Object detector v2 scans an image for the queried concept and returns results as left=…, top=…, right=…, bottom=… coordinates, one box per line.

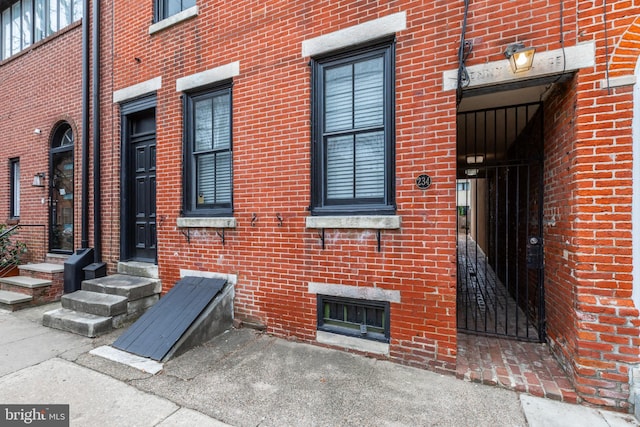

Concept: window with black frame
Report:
left=183, top=84, right=232, bottom=216
left=155, top=0, right=195, bottom=22
left=311, top=39, right=395, bottom=216
left=9, top=158, right=19, bottom=218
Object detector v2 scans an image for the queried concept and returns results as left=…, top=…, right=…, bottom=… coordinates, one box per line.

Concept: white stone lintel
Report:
left=176, top=61, right=240, bottom=92
left=113, top=77, right=162, bottom=104
left=301, top=12, right=407, bottom=57
left=308, top=282, right=401, bottom=303
left=443, top=41, right=596, bottom=91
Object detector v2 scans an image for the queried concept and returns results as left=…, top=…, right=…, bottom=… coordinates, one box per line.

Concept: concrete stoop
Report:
left=43, top=273, right=161, bottom=338
left=0, top=263, right=64, bottom=311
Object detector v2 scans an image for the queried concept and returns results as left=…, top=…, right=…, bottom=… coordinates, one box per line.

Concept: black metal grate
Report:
left=456, top=103, right=545, bottom=342
left=317, top=295, right=389, bottom=343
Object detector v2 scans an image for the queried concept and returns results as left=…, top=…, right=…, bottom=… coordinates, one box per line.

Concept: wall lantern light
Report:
left=504, top=42, right=535, bottom=73
left=466, top=155, right=484, bottom=165
left=32, top=172, right=45, bottom=187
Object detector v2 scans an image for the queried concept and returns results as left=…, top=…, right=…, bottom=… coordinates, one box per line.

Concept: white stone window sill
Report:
left=176, top=217, right=236, bottom=228
left=305, top=215, right=401, bottom=230
left=316, top=331, right=389, bottom=356
left=149, top=6, right=198, bottom=35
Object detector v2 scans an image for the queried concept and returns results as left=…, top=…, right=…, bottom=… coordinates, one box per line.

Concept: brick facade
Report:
left=3, top=0, right=640, bottom=412
left=0, top=21, right=84, bottom=254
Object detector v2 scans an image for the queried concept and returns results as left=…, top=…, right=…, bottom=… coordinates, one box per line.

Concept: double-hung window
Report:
left=311, top=39, right=395, bottom=215
left=183, top=84, right=232, bottom=216
left=10, top=158, right=19, bottom=218
left=155, top=0, right=195, bottom=22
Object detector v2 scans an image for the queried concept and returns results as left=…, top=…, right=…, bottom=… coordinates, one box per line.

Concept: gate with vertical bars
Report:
left=456, top=102, right=545, bottom=342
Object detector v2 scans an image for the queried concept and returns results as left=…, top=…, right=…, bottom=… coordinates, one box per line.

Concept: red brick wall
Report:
left=543, top=77, right=579, bottom=377
left=568, top=2, right=640, bottom=410
left=112, top=1, right=461, bottom=372
left=0, top=22, right=84, bottom=258
left=96, top=0, right=118, bottom=272
left=0, top=1, right=116, bottom=269
left=3, top=0, right=639, bottom=411
left=105, top=0, right=640, bottom=408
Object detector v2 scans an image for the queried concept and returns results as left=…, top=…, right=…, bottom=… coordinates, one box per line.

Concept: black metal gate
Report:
left=456, top=102, right=545, bottom=342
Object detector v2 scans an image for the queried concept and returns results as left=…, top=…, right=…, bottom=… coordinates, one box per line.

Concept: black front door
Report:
left=123, top=109, right=157, bottom=262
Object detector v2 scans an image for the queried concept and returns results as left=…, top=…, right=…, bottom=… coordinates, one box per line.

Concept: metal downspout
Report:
left=93, top=0, right=101, bottom=262
left=81, top=0, right=90, bottom=249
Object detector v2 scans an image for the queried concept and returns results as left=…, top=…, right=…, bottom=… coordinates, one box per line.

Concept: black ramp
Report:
left=113, top=276, right=225, bottom=360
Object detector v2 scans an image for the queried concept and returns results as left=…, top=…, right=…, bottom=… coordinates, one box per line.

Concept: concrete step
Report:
left=42, top=308, right=113, bottom=338
left=82, top=274, right=161, bottom=301
left=0, top=276, right=52, bottom=289
left=61, top=290, right=128, bottom=317
left=0, top=274, right=60, bottom=310
left=117, top=261, right=159, bottom=279
left=19, top=263, right=65, bottom=274
left=0, top=290, right=33, bottom=311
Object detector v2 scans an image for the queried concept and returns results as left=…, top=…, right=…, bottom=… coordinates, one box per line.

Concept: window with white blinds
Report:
left=311, top=40, right=395, bottom=215
left=184, top=85, right=232, bottom=216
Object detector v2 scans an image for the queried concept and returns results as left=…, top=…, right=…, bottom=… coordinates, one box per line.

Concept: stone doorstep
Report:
left=42, top=308, right=113, bottom=338
left=0, top=289, right=33, bottom=311
left=82, top=274, right=161, bottom=301
left=0, top=290, right=33, bottom=305
left=43, top=293, right=161, bottom=337
left=19, top=263, right=65, bottom=274
left=62, top=291, right=129, bottom=317
left=117, top=261, right=159, bottom=279
left=0, top=276, right=52, bottom=289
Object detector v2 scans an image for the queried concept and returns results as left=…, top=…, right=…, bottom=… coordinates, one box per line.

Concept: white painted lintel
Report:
left=301, top=12, right=406, bottom=57
left=113, top=77, right=162, bottom=104
left=176, top=61, right=241, bottom=92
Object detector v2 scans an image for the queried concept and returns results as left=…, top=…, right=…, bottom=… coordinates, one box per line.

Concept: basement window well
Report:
left=317, top=295, right=389, bottom=343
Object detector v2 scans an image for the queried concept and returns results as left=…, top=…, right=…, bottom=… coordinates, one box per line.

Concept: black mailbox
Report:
left=84, top=262, right=107, bottom=280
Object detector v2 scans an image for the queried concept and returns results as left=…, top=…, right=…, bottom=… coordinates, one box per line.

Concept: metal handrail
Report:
left=0, top=224, right=20, bottom=240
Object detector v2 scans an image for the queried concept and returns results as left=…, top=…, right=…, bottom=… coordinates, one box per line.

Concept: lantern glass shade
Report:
left=505, top=43, right=535, bottom=73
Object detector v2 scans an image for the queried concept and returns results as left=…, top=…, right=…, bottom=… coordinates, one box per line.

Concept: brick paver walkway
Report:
left=457, top=234, right=539, bottom=340
left=456, top=333, right=578, bottom=403
left=456, top=234, right=577, bottom=403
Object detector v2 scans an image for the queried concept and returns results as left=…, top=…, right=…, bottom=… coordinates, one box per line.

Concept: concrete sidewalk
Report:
left=1, top=304, right=638, bottom=427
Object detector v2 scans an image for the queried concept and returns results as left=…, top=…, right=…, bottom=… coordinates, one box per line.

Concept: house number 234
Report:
left=415, top=174, right=432, bottom=190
